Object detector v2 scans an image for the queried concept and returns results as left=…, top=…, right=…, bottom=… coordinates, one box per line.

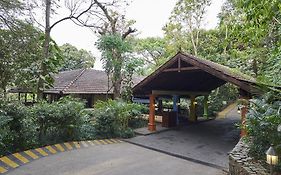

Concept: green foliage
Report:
left=133, top=37, right=172, bottom=73
left=164, top=0, right=211, bottom=56
left=0, top=0, right=24, bottom=29
left=0, top=22, right=43, bottom=94
left=97, top=34, right=131, bottom=76
left=121, top=58, right=144, bottom=101
left=196, top=84, right=238, bottom=117
left=92, top=99, right=146, bottom=138
left=245, top=95, right=281, bottom=171
left=32, top=97, right=96, bottom=144
left=0, top=97, right=96, bottom=156
left=97, top=34, right=142, bottom=99
left=0, top=100, right=36, bottom=155
left=59, top=43, right=95, bottom=71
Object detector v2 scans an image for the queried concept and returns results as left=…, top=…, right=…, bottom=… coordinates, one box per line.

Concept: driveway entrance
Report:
left=8, top=142, right=224, bottom=175
left=127, top=107, right=240, bottom=169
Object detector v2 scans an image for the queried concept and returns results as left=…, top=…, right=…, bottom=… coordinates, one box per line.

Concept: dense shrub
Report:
left=0, top=97, right=146, bottom=156
left=0, top=100, right=35, bottom=155
left=32, top=97, right=96, bottom=145
left=92, top=99, right=146, bottom=139
left=246, top=93, right=281, bottom=171
left=0, top=97, right=96, bottom=156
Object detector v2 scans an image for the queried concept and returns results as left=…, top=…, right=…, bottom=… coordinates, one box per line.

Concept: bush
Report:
left=92, top=99, right=146, bottom=138
left=32, top=97, right=96, bottom=145
left=0, top=100, right=35, bottom=156
left=0, top=97, right=96, bottom=156
left=246, top=94, right=281, bottom=171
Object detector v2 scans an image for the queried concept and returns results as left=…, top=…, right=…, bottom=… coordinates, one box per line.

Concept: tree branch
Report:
left=50, top=0, right=96, bottom=30
left=122, top=27, right=137, bottom=39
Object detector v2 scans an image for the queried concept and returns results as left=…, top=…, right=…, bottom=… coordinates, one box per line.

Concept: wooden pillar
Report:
left=158, top=99, right=163, bottom=114
left=240, top=103, right=248, bottom=137
left=173, top=95, right=179, bottom=125
left=203, top=95, right=208, bottom=119
left=148, top=94, right=156, bottom=131
left=190, top=95, right=197, bottom=122
left=239, top=89, right=251, bottom=137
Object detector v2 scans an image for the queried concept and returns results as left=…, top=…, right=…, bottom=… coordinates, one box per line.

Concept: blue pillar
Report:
left=173, top=95, right=179, bottom=125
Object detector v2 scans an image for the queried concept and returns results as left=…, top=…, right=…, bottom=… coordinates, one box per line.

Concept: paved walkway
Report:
left=8, top=143, right=224, bottom=175
left=127, top=106, right=240, bottom=169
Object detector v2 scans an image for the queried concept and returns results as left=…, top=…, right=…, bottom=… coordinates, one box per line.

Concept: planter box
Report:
left=162, top=111, right=177, bottom=127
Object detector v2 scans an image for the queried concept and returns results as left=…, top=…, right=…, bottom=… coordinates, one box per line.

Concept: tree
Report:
left=215, top=0, right=281, bottom=81
left=166, top=0, right=211, bottom=56
left=0, top=22, right=44, bottom=97
left=0, top=0, right=24, bottom=30
left=28, top=0, right=116, bottom=99
left=97, top=34, right=139, bottom=99
left=0, top=0, right=63, bottom=98
left=134, top=37, right=167, bottom=66
left=59, top=44, right=95, bottom=71
left=91, top=0, right=137, bottom=99
left=133, top=37, right=175, bottom=74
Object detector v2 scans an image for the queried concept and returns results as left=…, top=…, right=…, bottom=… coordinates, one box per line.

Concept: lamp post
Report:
left=266, top=145, right=278, bottom=175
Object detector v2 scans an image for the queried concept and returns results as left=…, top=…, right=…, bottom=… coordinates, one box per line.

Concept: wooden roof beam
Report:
left=152, top=90, right=210, bottom=96
left=163, top=66, right=200, bottom=72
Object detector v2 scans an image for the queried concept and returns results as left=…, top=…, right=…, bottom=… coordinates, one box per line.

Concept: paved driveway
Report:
left=8, top=143, right=224, bottom=175
left=127, top=108, right=240, bottom=169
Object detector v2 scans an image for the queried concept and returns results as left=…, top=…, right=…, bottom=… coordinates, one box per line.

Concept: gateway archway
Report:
left=133, top=52, right=261, bottom=136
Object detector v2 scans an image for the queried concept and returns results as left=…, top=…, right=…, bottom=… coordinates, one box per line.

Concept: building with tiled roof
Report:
left=44, top=69, right=144, bottom=107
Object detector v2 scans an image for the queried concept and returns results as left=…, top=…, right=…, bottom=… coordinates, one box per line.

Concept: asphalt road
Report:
left=8, top=142, right=224, bottom=175
left=127, top=107, right=240, bottom=168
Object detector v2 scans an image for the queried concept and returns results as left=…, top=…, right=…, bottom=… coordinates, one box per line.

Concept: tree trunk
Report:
left=38, top=0, right=51, bottom=100
left=112, top=59, right=122, bottom=99
left=190, top=31, right=198, bottom=56
left=113, top=78, right=122, bottom=99
left=188, top=18, right=198, bottom=56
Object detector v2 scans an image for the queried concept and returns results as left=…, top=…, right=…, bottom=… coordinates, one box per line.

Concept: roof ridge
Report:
left=180, top=52, right=256, bottom=82
left=61, top=68, right=87, bottom=93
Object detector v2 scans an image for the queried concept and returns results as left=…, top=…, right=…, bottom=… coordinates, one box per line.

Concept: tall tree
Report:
left=0, top=0, right=24, bottom=30
left=59, top=43, right=95, bottom=71
left=92, top=0, right=137, bottom=99
left=0, top=22, right=44, bottom=97
left=134, top=37, right=168, bottom=66
left=216, top=0, right=281, bottom=80
left=28, top=0, right=113, bottom=99
left=165, top=0, right=211, bottom=56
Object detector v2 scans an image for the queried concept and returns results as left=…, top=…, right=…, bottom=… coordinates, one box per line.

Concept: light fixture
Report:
left=266, top=145, right=278, bottom=175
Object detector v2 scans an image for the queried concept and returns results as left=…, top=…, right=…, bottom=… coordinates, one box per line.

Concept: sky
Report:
left=51, top=0, right=225, bottom=70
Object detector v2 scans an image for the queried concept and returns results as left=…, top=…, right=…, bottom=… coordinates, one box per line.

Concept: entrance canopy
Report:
left=133, top=52, right=260, bottom=97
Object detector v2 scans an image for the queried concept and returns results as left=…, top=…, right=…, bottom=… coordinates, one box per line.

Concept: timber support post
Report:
left=239, top=89, right=251, bottom=137
left=148, top=94, right=156, bottom=131
left=190, top=95, right=197, bottom=122
left=203, top=95, right=208, bottom=119
left=173, top=95, right=179, bottom=125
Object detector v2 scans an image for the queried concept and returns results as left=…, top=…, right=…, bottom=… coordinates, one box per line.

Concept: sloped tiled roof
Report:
left=133, top=52, right=262, bottom=96
left=44, top=69, right=144, bottom=94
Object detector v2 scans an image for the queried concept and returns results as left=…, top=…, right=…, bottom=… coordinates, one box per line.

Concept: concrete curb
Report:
left=217, top=102, right=237, bottom=119
left=0, top=139, right=122, bottom=174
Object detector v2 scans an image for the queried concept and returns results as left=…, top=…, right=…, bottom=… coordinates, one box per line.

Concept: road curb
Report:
left=0, top=139, right=122, bottom=174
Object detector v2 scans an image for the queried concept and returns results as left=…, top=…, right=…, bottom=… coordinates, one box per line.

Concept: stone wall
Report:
left=229, top=139, right=268, bottom=175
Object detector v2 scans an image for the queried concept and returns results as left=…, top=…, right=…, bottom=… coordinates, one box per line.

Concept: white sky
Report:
left=51, top=0, right=225, bottom=70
